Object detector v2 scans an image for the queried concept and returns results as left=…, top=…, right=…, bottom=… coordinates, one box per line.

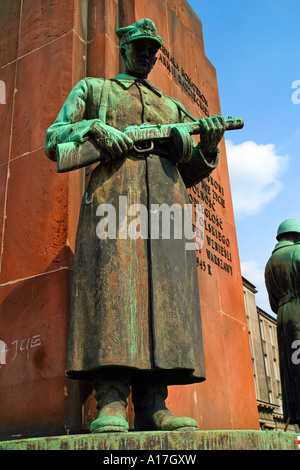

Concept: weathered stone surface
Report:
left=0, top=3, right=86, bottom=439
left=0, top=62, right=16, bottom=164
left=0, top=0, right=21, bottom=68
left=0, top=430, right=298, bottom=451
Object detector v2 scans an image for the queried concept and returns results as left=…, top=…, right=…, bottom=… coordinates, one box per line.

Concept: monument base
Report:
left=0, top=430, right=298, bottom=451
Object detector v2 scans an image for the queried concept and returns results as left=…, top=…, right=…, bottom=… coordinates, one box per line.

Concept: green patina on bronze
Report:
left=45, top=18, right=244, bottom=433
left=0, top=431, right=298, bottom=451
left=265, top=219, right=300, bottom=427
left=55, top=116, right=243, bottom=173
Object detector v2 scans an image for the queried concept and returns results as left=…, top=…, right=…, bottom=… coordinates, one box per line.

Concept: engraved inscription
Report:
left=158, top=46, right=209, bottom=116
left=189, top=175, right=233, bottom=276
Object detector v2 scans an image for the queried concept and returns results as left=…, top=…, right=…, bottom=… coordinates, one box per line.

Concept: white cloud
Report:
left=225, top=140, right=289, bottom=216
left=241, top=260, right=265, bottom=292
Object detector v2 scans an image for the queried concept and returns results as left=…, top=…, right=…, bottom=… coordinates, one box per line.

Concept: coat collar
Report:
left=112, top=74, right=163, bottom=97
left=272, top=240, right=300, bottom=253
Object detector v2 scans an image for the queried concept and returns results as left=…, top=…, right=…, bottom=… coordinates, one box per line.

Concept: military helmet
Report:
left=116, top=18, right=163, bottom=49
left=276, top=219, right=300, bottom=240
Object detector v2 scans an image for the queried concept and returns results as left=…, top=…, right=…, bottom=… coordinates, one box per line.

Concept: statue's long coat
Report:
left=265, top=240, right=300, bottom=424
left=45, top=76, right=219, bottom=385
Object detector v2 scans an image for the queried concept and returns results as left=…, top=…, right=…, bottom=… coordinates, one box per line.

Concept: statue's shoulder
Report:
left=162, top=93, right=181, bottom=105
left=79, top=78, right=112, bottom=116
left=165, top=95, right=181, bottom=104
left=163, top=94, right=195, bottom=121
left=82, top=77, right=106, bottom=89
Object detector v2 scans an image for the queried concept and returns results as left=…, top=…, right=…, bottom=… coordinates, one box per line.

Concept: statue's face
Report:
left=121, top=39, right=159, bottom=78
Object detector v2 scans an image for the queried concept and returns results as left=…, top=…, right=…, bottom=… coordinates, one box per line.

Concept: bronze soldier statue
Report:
left=265, top=219, right=300, bottom=428
left=45, top=19, right=229, bottom=433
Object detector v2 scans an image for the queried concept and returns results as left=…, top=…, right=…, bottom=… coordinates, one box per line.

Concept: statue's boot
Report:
left=133, top=385, right=198, bottom=431
left=90, top=379, right=130, bottom=433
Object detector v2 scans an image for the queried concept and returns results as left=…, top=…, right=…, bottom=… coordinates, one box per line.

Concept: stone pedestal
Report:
left=0, top=431, right=298, bottom=451
left=0, top=0, right=259, bottom=439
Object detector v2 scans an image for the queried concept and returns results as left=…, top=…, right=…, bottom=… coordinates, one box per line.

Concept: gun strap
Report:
left=171, top=99, right=198, bottom=122
left=98, top=79, right=112, bottom=123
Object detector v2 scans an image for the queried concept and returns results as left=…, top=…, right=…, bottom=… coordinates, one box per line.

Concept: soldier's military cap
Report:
left=116, top=18, right=163, bottom=49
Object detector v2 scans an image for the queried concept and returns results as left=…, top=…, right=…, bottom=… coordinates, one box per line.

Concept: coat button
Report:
left=146, top=117, right=152, bottom=122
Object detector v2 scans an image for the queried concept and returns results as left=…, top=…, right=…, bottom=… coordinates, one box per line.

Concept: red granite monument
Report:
left=0, top=0, right=259, bottom=438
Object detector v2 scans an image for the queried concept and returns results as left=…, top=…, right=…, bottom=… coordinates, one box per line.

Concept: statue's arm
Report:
left=45, top=79, right=133, bottom=168
left=264, top=261, right=279, bottom=313
left=268, top=292, right=279, bottom=314
left=45, top=79, right=104, bottom=162
left=178, top=144, right=220, bottom=188
left=176, top=107, right=220, bottom=188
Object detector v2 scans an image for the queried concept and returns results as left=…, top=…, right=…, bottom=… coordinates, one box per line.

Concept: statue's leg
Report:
left=90, top=370, right=130, bottom=433
left=132, top=375, right=198, bottom=432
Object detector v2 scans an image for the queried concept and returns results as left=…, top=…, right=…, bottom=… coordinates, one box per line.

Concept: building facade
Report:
left=243, top=277, right=297, bottom=431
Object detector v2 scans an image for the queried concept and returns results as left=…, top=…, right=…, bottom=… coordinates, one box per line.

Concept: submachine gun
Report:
left=56, top=116, right=244, bottom=173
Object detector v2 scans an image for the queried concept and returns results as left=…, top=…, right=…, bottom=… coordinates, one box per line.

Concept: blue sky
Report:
left=187, top=0, right=300, bottom=315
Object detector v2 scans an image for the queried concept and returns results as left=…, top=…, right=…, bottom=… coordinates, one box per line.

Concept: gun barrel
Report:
left=124, top=116, right=244, bottom=142
left=225, top=117, right=244, bottom=131
left=186, top=116, right=244, bottom=137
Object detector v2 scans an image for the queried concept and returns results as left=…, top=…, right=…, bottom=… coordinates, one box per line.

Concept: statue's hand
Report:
left=89, top=122, right=134, bottom=160
left=197, top=115, right=226, bottom=156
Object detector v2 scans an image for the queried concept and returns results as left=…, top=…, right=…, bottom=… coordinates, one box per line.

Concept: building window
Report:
left=253, top=372, right=259, bottom=399
left=260, top=319, right=265, bottom=341
left=264, top=354, right=269, bottom=377
left=273, top=359, right=279, bottom=381
left=249, top=331, right=254, bottom=358
left=277, top=394, right=283, bottom=414
left=268, top=390, right=273, bottom=404
left=269, top=325, right=275, bottom=346
left=244, top=290, right=249, bottom=318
